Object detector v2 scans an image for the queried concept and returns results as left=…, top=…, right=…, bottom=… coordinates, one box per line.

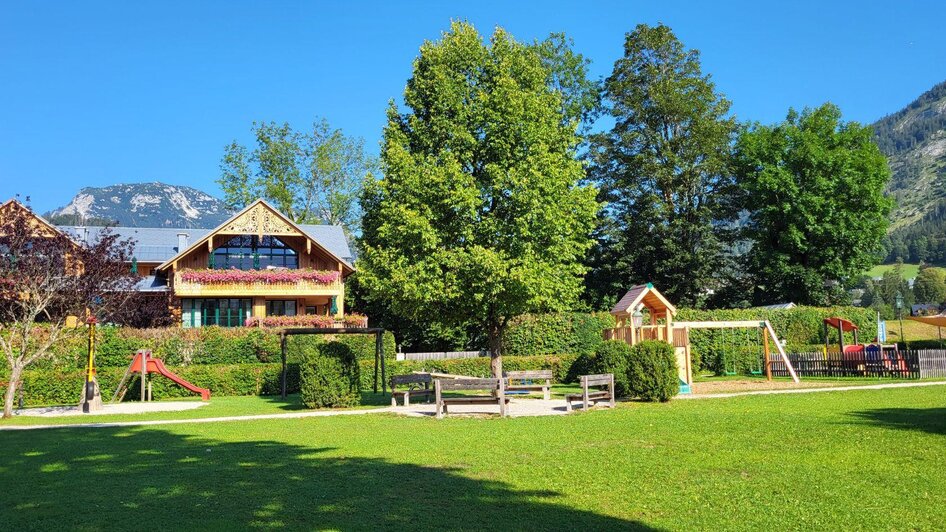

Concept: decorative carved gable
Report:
left=219, top=202, right=298, bottom=237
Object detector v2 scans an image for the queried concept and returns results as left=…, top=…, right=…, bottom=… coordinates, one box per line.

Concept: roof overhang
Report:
left=907, top=314, right=946, bottom=328
left=155, top=199, right=354, bottom=275
left=611, top=283, right=677, bottom=317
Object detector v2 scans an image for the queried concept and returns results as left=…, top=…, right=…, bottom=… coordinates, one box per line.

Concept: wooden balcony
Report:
left=603, top=326, right=689, bottom=348
left=173, top=272, right=344, bottom=297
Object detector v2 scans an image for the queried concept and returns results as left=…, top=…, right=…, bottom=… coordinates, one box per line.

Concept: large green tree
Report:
left=913, top=265, right=946, bottom=305
left=733, top=104, right=893, bottom=305
left=587, top=23, right=738, bottom=308
left=218, top=118, right=375, bottom=236
left=358, top=22, right=599, bottom=376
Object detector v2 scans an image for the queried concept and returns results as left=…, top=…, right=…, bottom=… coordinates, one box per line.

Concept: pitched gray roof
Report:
left=57, top=224, right=354, bottom=264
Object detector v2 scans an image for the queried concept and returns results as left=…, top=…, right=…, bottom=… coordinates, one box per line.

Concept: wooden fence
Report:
left=398, top=351, right=485, bottom=361
left=918, top=349, right=946, bottom=378
left=769, top=349, right=946, bottom=379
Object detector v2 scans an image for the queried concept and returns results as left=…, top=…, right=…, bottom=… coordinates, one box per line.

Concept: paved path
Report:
left=679, top=379, right=946, bottom=399
left=1, top=405, right=395, bottom=431
left=4, top=381, right=944, bottom=431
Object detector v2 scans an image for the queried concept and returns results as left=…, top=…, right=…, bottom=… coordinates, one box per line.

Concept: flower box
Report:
left=179, top=268, right=340, bottom=285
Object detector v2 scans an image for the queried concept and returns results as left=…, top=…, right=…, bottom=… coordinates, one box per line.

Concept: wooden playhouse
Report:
left=604, top=284, right=799, bottom=390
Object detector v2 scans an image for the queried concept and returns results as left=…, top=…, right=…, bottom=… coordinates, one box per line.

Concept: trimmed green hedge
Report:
left=503, top=312, right=614, bottom=357
left=24, top=326, right=396, bottom=369
left=677, top=306, right=876, bottom=375
left=14, top=354, right=580, bottom=407
left=15, top=363, right=301, bottom=407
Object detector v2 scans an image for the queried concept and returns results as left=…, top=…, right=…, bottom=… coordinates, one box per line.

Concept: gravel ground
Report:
left=691, top=379, right=872, bottom=395
left=15, top=401, right=209, bottom=417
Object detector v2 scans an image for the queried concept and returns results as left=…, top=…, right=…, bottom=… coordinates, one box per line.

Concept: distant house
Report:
left=5, top=198, right=356, bottom=328
left=912, top=304, right=941, bottom=317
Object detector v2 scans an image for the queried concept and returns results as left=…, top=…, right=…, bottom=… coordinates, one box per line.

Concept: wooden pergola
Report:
left=277, top=327, right=387, bottom=399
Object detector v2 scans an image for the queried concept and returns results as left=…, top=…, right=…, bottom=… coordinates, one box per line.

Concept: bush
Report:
left=503, top=312, right=614, bottom=356
left=573, top=341, right=632, bottom=397
left=627, top=341, right=678, bottom=402
left=300, top=342, right=360, bottom=408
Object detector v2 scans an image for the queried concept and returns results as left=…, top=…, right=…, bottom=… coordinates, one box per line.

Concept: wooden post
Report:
left=581, top=376, right=589, bottom=411
left=434, top=379, right=443, bottom=420
left=140, top=350, right=147, bottom=402
left=373, top=333, right=380, bottom=394
left=378, top=331, right=386, bottom=393
left=609, top=374, right=615, bottom=407
left=498, top=379, right=506, bottom=417
left=280, top=333, right=287, bottom=399
left=762, top=328, right=772, bottom=381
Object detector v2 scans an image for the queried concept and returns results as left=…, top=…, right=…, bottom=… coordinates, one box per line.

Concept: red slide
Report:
left=129, top=351, right=211, bottom=401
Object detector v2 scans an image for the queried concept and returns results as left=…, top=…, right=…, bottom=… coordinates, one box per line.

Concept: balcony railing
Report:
left=174, top=269, right=343, bottom=297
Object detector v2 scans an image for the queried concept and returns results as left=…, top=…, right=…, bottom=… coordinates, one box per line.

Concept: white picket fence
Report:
left=918, top=349, right=946, bottom=378
left=397, top=350, right=485, bottom=361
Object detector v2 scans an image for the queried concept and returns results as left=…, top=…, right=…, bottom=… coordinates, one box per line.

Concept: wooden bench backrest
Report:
left=391, top=373, right=433, bottom=386
left=437, top=378, right=503, bottom=392
left=505, top=370, right=552, bottom=380
left=581, top=373, right=613, bottom=387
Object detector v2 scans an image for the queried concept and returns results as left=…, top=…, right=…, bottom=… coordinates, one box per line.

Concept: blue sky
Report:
left=2, top=1, right=944, bottom=214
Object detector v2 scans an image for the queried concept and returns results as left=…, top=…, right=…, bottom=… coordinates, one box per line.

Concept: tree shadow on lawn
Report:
left=848, top=407, right=946, bottom=436
left=0, top=427, right=657, bottom=531
left=258, top=392, right=398, bottom=411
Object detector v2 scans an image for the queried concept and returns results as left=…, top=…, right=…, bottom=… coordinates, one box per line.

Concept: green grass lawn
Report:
left=2, top=385, right=945, bottom=530
left=866, top=263, right=923, bottom=279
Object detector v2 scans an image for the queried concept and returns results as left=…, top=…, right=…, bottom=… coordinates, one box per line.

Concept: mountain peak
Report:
left=46, top=182, right=232, bottom=228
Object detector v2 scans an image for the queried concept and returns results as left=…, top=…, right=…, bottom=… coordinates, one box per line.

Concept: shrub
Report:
left=627, top=340, right=678, bottom=402
left=300, top=342, right=360, bottom=408
left=574, top=340, right=632, bottom=397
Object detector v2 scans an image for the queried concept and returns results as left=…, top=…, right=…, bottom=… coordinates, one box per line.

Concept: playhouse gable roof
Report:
left=610, top=283, right=677, bottom=317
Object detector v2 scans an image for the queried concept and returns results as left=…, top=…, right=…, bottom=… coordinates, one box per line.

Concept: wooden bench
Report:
left=390, top=373, right=435, bottom=406
left=434, top=378, right=509, bottom=419
left=565, top=373, right=615, bottom=412
left=505, top=370, right=552, bottom=400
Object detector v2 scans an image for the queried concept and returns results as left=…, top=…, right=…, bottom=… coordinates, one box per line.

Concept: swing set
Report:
left=604, top=284, right=800, bottom=390
left=719, top=327, right=765, bottom=377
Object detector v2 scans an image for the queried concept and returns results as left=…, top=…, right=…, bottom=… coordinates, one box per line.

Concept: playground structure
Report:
left=822, top=317, right=907, bottom=374
left=111, top=350, right=211, bottom=402
left=604, top=284, right=800, bottom=391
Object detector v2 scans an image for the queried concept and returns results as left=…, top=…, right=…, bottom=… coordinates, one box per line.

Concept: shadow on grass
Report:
left=848, top=407, right=946, bottom=436
left=257, top=392, right=400, bottom=411
left=0, top=428, right=656, bottom=530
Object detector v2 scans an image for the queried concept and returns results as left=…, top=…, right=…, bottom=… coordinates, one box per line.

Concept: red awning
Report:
left=824, top=317, right=858, bottom=332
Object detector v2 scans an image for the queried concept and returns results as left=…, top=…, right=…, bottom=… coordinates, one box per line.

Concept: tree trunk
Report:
left=488, top=323, right=503, bottom=379
left=3, top=364, right=23, bottom=419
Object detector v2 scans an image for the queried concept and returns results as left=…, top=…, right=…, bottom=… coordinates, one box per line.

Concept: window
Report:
left=266, top=300, right=297, bottom=317
left=212, top=235, right=298, bottom=270
left=182, top=298, right=252, bottom=328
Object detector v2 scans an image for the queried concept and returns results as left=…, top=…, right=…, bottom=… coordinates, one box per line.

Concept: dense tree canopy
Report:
left=733, top=104, right=893, bottom=306
left=586, top=23, right=738, bottom=309
left=357, top=22, right=599, bottom=375
left=218, top=119, right=375, bottom=236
